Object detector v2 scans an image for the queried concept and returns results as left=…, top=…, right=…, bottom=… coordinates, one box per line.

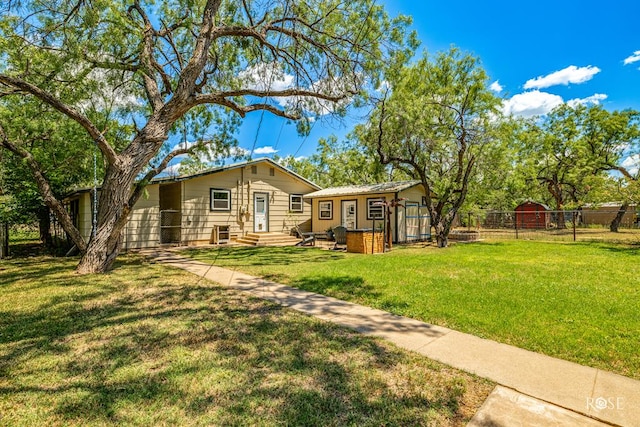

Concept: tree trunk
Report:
left=548, top=181, right=566, bottom=229
left=76, top=229, right=123, bottom=273
left=37, top=205, right=53, bottom=247
left=433, top=221, right=450, bottom=248
left=435, top=233, right=449, bottom=248
left=75, top=161, right=137, bottom=274
left=0, top=222, right=8, bottom=259
left=609, top=203, right=628, bottom=232
left=551, top=197, right=566, bottom=230
left=75, top=128, right=167, bottom=274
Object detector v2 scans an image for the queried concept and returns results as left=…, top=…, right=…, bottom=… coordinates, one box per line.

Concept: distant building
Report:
left=515, top=201, right=550, bottom=229
left=580, top=203, right=637, bottom=227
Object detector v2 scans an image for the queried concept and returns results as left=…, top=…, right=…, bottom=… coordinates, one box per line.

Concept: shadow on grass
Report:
left=181, top=245, right=346, bottom=267
left=582, top=241, right=640, bottom=255
left=0, top=256, right=479, bottom=425
left=290, top=274, right=379, bottom=302
left=289, top=275, right=411, bottom=319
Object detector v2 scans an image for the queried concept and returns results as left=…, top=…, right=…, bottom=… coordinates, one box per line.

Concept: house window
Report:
left=367, top=197, right=385, bottom=220
left=290, top=194, right=303, bottom=213
left=251, top=165, right=257, bottom=174
left=318, top=200, right=333, bottom=219
left=210, top=189, right=231, bottom=211
left=269, top=167, right=275, bottom=176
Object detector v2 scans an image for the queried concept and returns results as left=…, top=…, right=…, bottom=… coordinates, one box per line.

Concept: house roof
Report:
left=582, top=202, right=637, bottom=209
left=515, top=200, right=551, bottom=210
left=304, top=180, right=422, bottom=199
left=151, top=157, right=321, bottom=190
left=63, top=158, right=320, bottom=199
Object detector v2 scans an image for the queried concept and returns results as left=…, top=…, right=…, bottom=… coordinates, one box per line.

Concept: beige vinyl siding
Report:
left=124, top=184, right=160, bottom=249
left=77, top=192, right=93, bottom=241
left=312, top=193, right=396, bottom=239
left=119, top=159, right=315, bottom=249
left=310, top=185, right=429, bottom=243
left=180, top=161, right=313, bottom=244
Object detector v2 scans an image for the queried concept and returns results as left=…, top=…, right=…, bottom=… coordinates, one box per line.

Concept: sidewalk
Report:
left=146, top=250, right=639, bottom=426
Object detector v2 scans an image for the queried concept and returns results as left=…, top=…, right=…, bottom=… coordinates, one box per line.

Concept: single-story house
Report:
left=62, top=158, right=319, bottom=249
left=304, top=180, right=431, bottom=243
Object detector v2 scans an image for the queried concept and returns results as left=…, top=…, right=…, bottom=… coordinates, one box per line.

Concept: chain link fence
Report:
left=455, top=208, right=640, bottom=243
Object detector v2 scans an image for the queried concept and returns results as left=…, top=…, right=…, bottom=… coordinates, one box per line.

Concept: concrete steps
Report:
left=235, top=232, right=301, bottom=247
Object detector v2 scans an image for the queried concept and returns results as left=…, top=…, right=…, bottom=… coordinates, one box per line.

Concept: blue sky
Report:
left=226, top=1, right=640, bottom=162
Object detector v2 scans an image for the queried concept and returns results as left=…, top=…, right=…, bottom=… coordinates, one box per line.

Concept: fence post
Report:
left=572, top=211, right=577, bottom=242
left=514, top=212, right=519, bottom=239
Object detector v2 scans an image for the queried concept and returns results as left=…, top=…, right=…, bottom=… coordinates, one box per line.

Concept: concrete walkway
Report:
left=145, top=250, right=639, bottom=427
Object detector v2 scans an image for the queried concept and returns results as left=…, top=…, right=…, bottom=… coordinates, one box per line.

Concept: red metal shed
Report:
left=515, top=201, right=550, bottom=229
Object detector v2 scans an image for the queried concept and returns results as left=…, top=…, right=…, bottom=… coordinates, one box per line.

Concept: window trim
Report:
left=210, top=188, right=231, bottom=211
left=318, top=200, right=333, bottom=220
left=289, top=194, right=304, bottom=213
left=367, top=197, right=385, bottom=220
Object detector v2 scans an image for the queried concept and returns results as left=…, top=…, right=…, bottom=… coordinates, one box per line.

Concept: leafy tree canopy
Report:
left=363, top=47, right=503, bottom=247
left=0, top=0, right=417, bottom=272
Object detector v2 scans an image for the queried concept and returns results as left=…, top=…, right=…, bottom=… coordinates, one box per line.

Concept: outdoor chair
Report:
left=292, top=225, right=316, bottom=246
left=332, top=225, right=347, bottom=250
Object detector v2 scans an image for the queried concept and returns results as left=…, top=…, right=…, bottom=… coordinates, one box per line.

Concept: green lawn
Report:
left=0, top=253, right=491, bottom=426
left=183, top=241, right=640, bottom=379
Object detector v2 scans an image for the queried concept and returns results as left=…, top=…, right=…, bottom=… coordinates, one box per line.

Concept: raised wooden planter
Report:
left=346, top=229, right=384, bottom=254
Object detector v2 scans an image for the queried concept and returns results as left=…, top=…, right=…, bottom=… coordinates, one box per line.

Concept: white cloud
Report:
left=238, top=62, right=354, bottom=117
left=231, top=146, right=250, bottom=157
left=503, top=91, right=609, bottom=118
left=621, top=154, right=638, bottom=168
left=623, top=50, right=640, bottom=66
left=238, top=62, right=295, bottom=96
left=253, top=146, right=278, bottom=155
left=489, top=80, right=503, bottom=92
left=523, top=65, right=601, bottom=89
left=621, top=154, right=639, bottom=176
left=161, top=163, right=182, bottom=177
left=566, top=93, right=608, bottom=108
left=502, top=90, right=564, bottom=117
left=75, top=68, right=140, bottom=113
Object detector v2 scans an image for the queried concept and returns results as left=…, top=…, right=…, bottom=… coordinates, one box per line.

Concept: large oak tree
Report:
left=0, top=0, right=414, bottom=272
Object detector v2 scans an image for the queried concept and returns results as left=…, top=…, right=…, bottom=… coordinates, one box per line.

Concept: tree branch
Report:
left=168, top=0, right=221, bottom=106
left=0, top=74, right=118, bottom=164
left=0, top=125, right=87, bottom=252
left=128, top=140, right=210, bottom=208
left=128, top=1, right=165, bottom=109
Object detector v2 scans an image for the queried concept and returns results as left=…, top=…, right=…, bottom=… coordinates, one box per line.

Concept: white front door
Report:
left=341, top=200, right=357, bottom=229
left=254, top=193, right=269, bottom=232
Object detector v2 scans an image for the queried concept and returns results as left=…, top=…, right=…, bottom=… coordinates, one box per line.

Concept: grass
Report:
left=182, top=240, right=640, bottom=380
left=0, top=251, right=492, bottom=426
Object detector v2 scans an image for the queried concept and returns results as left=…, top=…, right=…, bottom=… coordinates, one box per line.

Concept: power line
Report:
left=249, top=0, right=290, bottom=159
left=292, top=119, right=318, bottom=158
